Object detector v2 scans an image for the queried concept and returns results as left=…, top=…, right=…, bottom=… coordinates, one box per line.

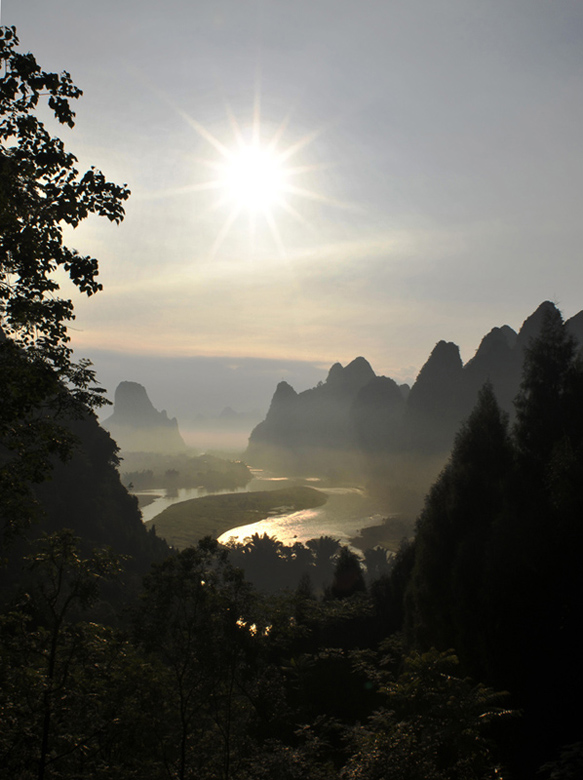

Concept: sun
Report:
left=176, top=99, right=337, bottom=258
left=219, top=143, right=288, bottom=213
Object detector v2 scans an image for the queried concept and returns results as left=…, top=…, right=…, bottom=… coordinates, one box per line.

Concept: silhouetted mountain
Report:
left=246, top=303, right=583, bottom=508
left=103, top=381, right=186, bottom=452
left=406, top=341, right=464, bottom=452
left=246, top=358, right=375, bottom=478
left=464, top=325, right=519, bottom=411
left=351, top=375, right=405, bottom=453
left=326, top=356, right=376, bottom=394
left=515, top=300, right=557, bottom=352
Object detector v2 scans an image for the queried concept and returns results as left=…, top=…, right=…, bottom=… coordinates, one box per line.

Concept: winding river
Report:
left=139, top=485, right=249, bottom=523
left=218, top=486, right=387, bottom=547
left=139, top=472, right=390, bottom=547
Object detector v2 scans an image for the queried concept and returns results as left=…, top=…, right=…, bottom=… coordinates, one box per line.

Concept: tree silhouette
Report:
left=241, top=533, right=286, bottom=591
left=363, top=546, right=392, bottom=583
left=514, top=306, right=576, bottom=468
left=0, top=26, right=129, bottom=541
left=344, top=649, right=512, bottom=780
left=330, top=547, right=366, bottom=599
left=306, top=536, right=340, bottom=591
left=405, top=382, right=513, bottom=658
left=0, top=531, right=121, bottom=779
left=399, top=319, right=583, bottom=775
left=134, top=539, right=257, bottom=780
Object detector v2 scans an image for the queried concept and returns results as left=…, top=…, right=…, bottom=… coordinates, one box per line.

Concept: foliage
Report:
left=539, top=742, right=583, bottom=780
left=121, top=452, right=252, bottom=492
left=224, top=534, right=383, bottom=597
left=134, top=538, right=263, bottom=780
left=241, top=728, right=338, bottom=780
left=513, top=306, right=577, bottom=467
left=329, top=547, right=366, bottom=599
left=0, top=531, right=143, bottom=779
left=0, top=25, right=129, bottom=541
left=0, top=25, right=129, bottom=373
left=0, top=528, right=519, bottom=779
left=401, top=310, right=583, bottom=776
left=343, top=649, right=512, bottom=780
left=306, top=536, right=342, bottom=590
left=405, top=382, right=512, bottom=655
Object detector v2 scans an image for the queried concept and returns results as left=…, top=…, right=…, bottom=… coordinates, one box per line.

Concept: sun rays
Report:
left=125, top=64, right=358, bottom=261
left=181, top=95, right=337, bottom=259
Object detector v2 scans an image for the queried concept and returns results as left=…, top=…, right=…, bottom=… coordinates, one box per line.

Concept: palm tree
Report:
left=331, top=547, right=366, bottom=599
left=363, top=547, right=392, bottom=583
left=306, top=536, right=341, bottom=592
left=242, top=533, right=285, bottom=591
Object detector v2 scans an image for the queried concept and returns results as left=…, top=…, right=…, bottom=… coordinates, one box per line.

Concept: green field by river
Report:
left=146, top=486, right=327, bottom=550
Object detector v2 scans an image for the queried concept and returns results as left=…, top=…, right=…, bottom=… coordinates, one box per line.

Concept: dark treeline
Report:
left=0, top=530, right=512, bottom=780
left=402, top=304, right=583, bottom=777
left=120, top=451, right=252, bottom=492
left=223, top=533, right=390, bottom=595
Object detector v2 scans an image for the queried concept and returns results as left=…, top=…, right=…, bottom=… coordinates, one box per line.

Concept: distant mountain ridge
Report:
left=246, top=302, right=583, bottom=508
left=103, top=381, right=186, bottom=453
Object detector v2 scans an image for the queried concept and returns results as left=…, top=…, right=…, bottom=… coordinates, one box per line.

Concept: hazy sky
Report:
left=4, top=1, right=583, bottom=419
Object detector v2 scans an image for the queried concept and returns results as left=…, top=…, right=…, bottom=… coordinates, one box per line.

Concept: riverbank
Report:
left=134, top=492, right=162, bottom=509
left=145, top=485, right=327, bottom=550
left=349, top=514, right=415, bottom=553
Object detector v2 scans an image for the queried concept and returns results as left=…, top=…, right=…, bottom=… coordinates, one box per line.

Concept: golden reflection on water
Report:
left=219, top=508, right=321, bottom=546
left=217, top=489, right=386, bottom=548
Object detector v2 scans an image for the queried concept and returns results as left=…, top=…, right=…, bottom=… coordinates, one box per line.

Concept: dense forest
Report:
left=2, top=25, right=583, bottom=780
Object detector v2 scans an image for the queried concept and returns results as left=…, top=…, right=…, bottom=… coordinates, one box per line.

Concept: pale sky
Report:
left=5, top=1, right=583, bottom=420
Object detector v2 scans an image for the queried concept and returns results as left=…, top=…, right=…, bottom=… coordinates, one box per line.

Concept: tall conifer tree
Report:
left=405, top=382, right=512, bottom=661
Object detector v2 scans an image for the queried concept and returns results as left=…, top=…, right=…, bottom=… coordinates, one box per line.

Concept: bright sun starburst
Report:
left=177, top=95, right=337, bottom=258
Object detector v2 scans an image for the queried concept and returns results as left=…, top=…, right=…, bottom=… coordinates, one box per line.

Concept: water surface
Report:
left=139, top=485, right=249, bottom=523
left=217, top=486, right=387, bottom=547
left=141, top=472, right=390, bottom=546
